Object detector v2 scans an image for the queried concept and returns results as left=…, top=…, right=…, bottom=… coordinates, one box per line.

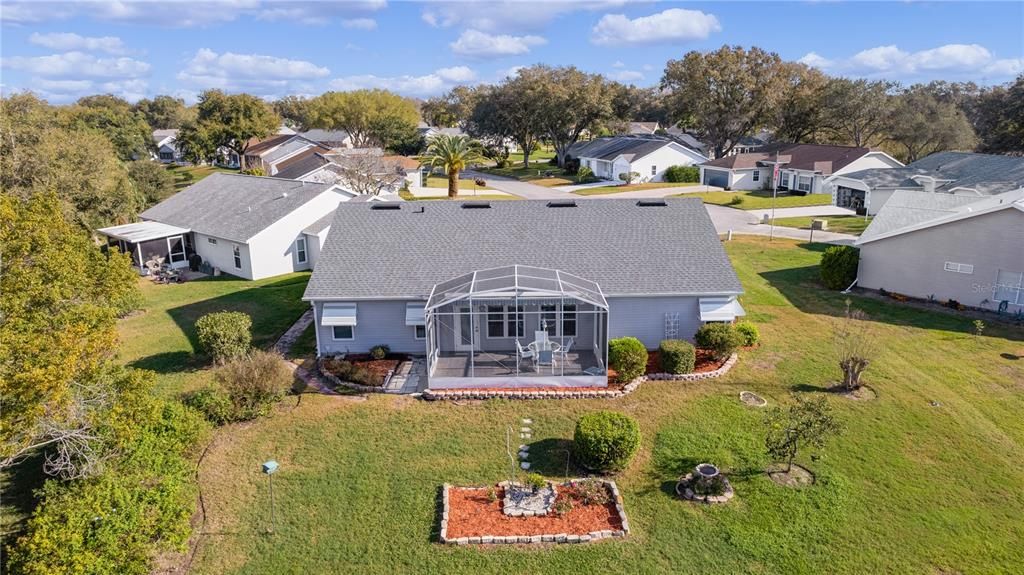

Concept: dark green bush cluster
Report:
left=820, top=245, right=860, bottom=290
left=185, top=349, right=292, bottom=423
left=7, top=368, right=208, bottom=575
left=663, top=165, right=699, bottom=183
left=370, top=344, right=390, bottom=360
left=573, top=411, right=641, bottom=473
left=608, top=336, right=648, bottom=382
left=735, top=321, right=760, bottom=346
left=659, top=339, right=696, bottom=374
left=695, top=323, right=745, bottom=360
left=195, top=311, right=252, bottom=364
left=577, top=165, right=596, bottom=183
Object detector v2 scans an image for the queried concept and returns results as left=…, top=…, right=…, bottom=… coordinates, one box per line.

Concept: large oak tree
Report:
left=307, top=89, right=419, bottom=148
left=176, top=90, right=280, bottom=170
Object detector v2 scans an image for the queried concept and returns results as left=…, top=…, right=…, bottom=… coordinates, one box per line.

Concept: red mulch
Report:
left=645, top=349, right=725, bottom=375
left=445, top=486, right=622, bottom=539
left=327, top=353, right=407, bottom=386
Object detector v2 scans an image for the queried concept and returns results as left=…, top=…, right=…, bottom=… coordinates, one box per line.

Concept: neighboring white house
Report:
left=568, top=136, right=707, bottom=183
left=855, top=188, right=1024, bottom=312
left=152, top=129, right=184, bottom=164
left=98, top=173, right=365, bottom=280
left=699, top=144, right=903, bottom=193
left=827, top=151, right=1024, bottom=215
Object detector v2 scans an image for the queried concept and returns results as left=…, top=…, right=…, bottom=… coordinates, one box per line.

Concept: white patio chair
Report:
left=554, top=337, right=574, bottom=363
left=534, top=330, right=549, bottom=350
left=515, top=340, right=534, bottom=369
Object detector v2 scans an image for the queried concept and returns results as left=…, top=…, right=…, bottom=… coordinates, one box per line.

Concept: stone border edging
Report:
left=422, top=353, right=738, bottom=401
left=439, top=479, right=630, bottom=545
left=316, top=357, right=386, bottom=394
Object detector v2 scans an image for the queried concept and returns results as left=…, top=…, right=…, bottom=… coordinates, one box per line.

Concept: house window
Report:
left=994, top=269, right=1024, bottom=305
left=752, top=170, right=760, bottom=182
left=414, top=325, right=426, bottom=340
left=207, top=237, right=217, bottom=245
left=332, top=325, right=355, bottom=340
left=486, top=305, right=524, bottom=338
left=797, top=176, right=812, bottom=192
left=943, top=261, right=974, bottom=274
left=296, top=237, right=307, bottom=264
left=651, top=165, right=657, bottom=176
left=780, top=172, right=790, bottom=188
left=159, top=151, right=173, bottom=160
left=540, top=304, right=577, bottom=337
left=232, top=245, right=242, bottom=269
left=167, top=235, right=186, bottom=264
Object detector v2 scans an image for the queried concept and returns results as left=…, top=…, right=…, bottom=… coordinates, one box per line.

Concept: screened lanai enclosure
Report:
left=424, top=266, right=609, bottom=389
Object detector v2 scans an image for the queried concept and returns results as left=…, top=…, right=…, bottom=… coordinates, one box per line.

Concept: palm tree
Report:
left=420, top=134, right=483, bottom=198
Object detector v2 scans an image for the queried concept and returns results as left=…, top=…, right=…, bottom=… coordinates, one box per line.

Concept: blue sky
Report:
left=1, top=1, right=1021, bottom=104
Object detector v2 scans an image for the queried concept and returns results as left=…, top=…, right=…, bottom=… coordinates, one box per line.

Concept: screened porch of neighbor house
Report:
left=98, top=221, right=194, bottom=274
left=422, top=265, right=609, bottom=390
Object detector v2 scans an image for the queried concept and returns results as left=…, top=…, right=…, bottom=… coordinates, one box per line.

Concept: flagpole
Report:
left=769, top=150, right=779, bottom=241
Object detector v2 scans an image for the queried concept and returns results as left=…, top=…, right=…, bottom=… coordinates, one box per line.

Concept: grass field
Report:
left=772, top=215, right=874, bottom=236
left=165, top=164, right=237, bottom=190
left=116, top=272, right=311, bottom=396
left=423, top=176, right=495, bottom=192
left=573, top=182, right=701, bottom=195
left=675, top=190, right=835, bottom=210
left=170, top=238, right=1024, bottom=574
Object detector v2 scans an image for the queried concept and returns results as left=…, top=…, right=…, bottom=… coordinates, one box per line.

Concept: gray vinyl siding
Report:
left=607, top=296, right=703, bottom=348
left=857, top=209, right=1024, bottom=310
left=315, top=300, right=426, bottom=356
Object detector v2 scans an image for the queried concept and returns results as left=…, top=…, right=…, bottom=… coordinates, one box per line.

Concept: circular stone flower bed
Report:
left=740, top=391, right=767, bottom=407
left=766, top=463, right=815, bottom=487
left=440, top=480, right=629, bottom=545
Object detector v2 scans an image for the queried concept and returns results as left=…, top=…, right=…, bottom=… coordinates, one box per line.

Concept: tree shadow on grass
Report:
left=128, top=350, right=203, bottom=375
left=790, top=383, right=833, bottom=394
left=524, top=437, right=580, bottom=479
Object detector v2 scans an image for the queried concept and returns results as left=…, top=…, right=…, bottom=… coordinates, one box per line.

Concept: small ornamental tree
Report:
left=608, top=337, right=648, bottom=382
left=195, top=311, right=252, bottom=364
left=820, top=245, right=860, bottom=290
left=618, top=171, right=640, bottom=185
left=573, top=411, right=641, bottom=473
left=694, top=323, right=744, bottom=360
left=764, top=395, right=841, bottom=472
left=834, top=300, right=878, bottom=390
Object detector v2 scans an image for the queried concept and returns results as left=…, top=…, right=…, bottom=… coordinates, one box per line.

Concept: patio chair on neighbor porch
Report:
left=554, top=337, right=574, bottom=363
left=515, top=340, right=535, bottom=370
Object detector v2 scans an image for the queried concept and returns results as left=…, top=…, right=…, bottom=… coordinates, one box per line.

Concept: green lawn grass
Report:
left=179, top=238, right=1024, bottom=574
left=772, top=215, right=873, bottom=236
left=424, top=176, right=494, bottom=192
left=572, top=182, right=700, bottom=195
left=676, top=190, right=835, bottom=210
left=165, top=164, right=237, bottom=190
left=116, top=273, right=311, bottom=396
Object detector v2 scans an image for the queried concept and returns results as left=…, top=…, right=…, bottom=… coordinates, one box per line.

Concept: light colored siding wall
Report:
left=858, top=209, right=1024, bottom=309
left=192, top=232, right=253, bottom=280
left=866, top=188, right=897, bottom=215
left=303, top=227, right=329, bottom=269
left=246, top=190, right=346, bottom=280
left=834, top=153, right=903, bottom=175
left=607, top=296, right=703, bottom=348
left=314, top=300, right=426, bottom=355
left=627, top=145, right=703, bottom=182
left=728, top=169, right=760, bottom=191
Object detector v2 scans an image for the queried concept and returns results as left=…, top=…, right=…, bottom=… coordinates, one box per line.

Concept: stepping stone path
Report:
left=519, top=419, right=532, bottom=470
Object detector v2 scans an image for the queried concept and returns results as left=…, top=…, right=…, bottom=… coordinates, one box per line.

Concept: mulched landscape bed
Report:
left=645, top=349, right=726, bottom=376
left=444, top=484, right=624, bottom=541
left=322, top=353, right=407, bottom=387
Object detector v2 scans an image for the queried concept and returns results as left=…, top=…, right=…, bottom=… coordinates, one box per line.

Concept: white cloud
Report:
left=421, top=0, right=627, bottom=33
left=800, top=43, right=1021, bottom=81
left=29, top=32, right=126, bottom=54
left=591, top=8, right=721, bottom=46
left=609, top=69, right=644, bottom=83
left=341, top=17, right=377, bottom=30
left=329, top=66, right=477, bottom=97
left=1, top=51, right=150, bottom=78
left=612, top=60, right=625, bottom=68
left=450, top=29, right=546, bottom=58
left=176, top=49, right=328, bottom=94
left=31, top=78, right=149, bottom=103
left=495, top=65, right=526, bottom=80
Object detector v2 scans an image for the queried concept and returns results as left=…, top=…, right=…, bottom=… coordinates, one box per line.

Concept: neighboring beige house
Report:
left=854, top=188, right=1024, bottom=312
left=699, top=144, right=903, bottom=193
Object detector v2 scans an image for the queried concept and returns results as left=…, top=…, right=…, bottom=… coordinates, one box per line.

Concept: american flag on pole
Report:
left=773, top=163, right=780, bottom=187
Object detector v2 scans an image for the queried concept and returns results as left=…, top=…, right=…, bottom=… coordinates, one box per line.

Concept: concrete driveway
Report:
left=704, top=204, right=857, bottom=245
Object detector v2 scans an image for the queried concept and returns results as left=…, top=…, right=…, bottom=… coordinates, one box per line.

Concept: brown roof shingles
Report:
left=702, top=144, right=871, bottom=174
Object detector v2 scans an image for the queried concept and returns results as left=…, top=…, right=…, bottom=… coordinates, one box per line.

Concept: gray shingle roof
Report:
left=569, top=136, right=677, bottom=162
left=304, top=198, right=743, bottom=300
left=302, top=210, right=335, bottom=235
left=140, top=173, right=334, bottom=243
left=842, top=152, right=1024, bottom=195
left=857, top=191, right=984, bottom=243
left=273, top=152, right=331, bottom=180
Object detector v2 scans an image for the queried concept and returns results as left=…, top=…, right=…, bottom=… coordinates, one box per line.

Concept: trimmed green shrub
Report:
left=735, top=321, right=760, bottom=346
left=214, top=349, right=292, bottom=421
left=663, top=165, right=699, bottom=183
left=195, top=311, right=252, bottom=364
left=695, top=323, right=744, bottom=360
left=727, top=194, right=744, bottom=206
left=618, top=171, right=640, bottom=185
left=577, top=165, right=596, bottom=183
left=608, top=336, right=648, bottom=382
left=573, top=411, right=641, bottom=473
left=820, top=245, right=860, bottom=290
left=659, top=339, right=696, bottom=374
left=370, top=344, right=390, bottom=360
left=525, top=472, right=546, bottom=491
left=183, top=385, right=234, bottom=425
